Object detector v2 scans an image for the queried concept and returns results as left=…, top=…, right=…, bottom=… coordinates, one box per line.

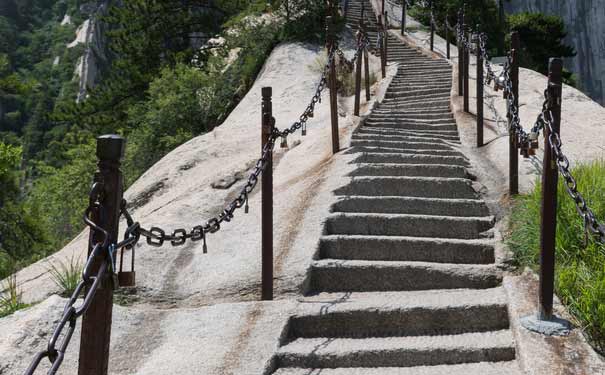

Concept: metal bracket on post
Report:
left=520, top=58, right=571, bottom=336
left=261, top=87, right=274, bottom=301
left=79, top=134, right=125, bottom=375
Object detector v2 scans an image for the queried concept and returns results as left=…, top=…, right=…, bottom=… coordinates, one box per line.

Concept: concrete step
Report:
left=350, top=139, right=455, bottom=151
left=352, top=132, right=458, bottom=143
left=353, top=152, right=469, bottom=167
left=319, top=235, right=495, bottom=263
left=333, top=176, right=477, bottom=199
left=324, top=212, right=494, bottom=239
left=276, top=330, right=515, bottom=368
left=272, top=361, right=523, bottom=375
left=347, top=146, right=463, bottom=158
left=365, top=120, right=457, bottom=131
left=357, top=127, right=459, bottom=141
left=308, top=259, right=502, bottom=292
left=347, top=163, right=467, bottom=178
left=290, top=288, right=508, bottom=338
left=369, top=112, right=455, bottom=121
left=332, top=196, right=490, bottom=216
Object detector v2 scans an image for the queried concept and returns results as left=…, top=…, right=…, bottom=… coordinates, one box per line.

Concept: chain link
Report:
left=24, top=183, right=113, bottom=375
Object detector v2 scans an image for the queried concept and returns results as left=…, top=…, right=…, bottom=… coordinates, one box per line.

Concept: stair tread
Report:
left=273, top=361, right=523, bottom=375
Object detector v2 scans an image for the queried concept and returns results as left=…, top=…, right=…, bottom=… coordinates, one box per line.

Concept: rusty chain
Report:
left=24, top=183, right=114, bottom=375
left=540, top=92, right=605, bottom=243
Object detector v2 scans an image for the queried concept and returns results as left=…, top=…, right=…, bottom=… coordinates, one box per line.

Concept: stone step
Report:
left=347, top=163, right=467, bottom=178
left=347, top=146, right=463, bottom=157
left=369, top=112, right=455, bottom=121
left=385, top=91, right=450, bottom=100
left=319, top=235, right=495, bottom=263
left=272, top=361, right=523, bottom=375
left=350, top=139, right=455, bottom=151
left=365, top=120, right=456, bottom=131
left=380, top=98, right=451, bottom=107
left=324, top=212, right=494, bottom=239
left=333, top=176, right=477, bottom=199
left=353, top=152, right=469, bottom=167
left=332, top=196, right=490, bottom=217
left=308, top=259, right=502, bottom=292
left=353, top=132, right=458, bottom=143
left=384, top=87, right=452, bottom=95
left=290, top=288, right=508, bottom=338
left=357, top=127, right=459, bottom=140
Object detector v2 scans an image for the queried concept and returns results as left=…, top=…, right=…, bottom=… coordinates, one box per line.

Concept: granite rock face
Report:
left=504, top=0, right=605, bottom=105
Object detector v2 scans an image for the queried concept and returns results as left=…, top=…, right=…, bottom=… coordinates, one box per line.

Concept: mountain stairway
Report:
left=270, top=1, right=521, bottom=374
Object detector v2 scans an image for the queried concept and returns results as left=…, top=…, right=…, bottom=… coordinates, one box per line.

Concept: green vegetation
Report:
left=0, top=0, right=334, bottom=278
left=409, top=1, right=576, bottom=84
left=0, top=274, right=27, bottom=317
left=48, top=255, right=83, bottom=297
left=507, top=12, right=576, bottom=85
left=509, top=159, right=605, bottom=354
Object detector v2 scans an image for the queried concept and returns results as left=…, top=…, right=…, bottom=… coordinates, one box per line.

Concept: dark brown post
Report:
left=509, top=31, right=520, bottom=195
left=463, top=31, right=470, bottom=112
left=401, top=1, right=406, bottom=35
left=261, top=87, right=273, bottom=301
left=382, top=0, right=385, bottom=14
left=476, top=31, right=484, bottom=147
left=354, top=27, right=363, bottom=116
left=378, top=15, right=386, bottom=78
left=79, top=135, right=125, bottom=375
left=539, top=58, right=563, bottom=320
left=363, top=22, right=371, bottom=102
left=430, top=7, right=435, bottom=51
left=384, top=12, right=389, bottom=64
left=446, top=15, right=450, bottom=59
left=457, top=10, right=464, bottom=96
left=327, top=16, right=340, bottom=154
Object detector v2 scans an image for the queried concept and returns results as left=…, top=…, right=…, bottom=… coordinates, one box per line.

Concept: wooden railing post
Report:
left=446, top=14, right=450, bottom=59
left=509, top=31, right=520, bottom=195
left=354, top=26, right=363, bottom=116
left=261, top=87, right=274, bottom=301
left=463, top=30, right=470, bottom=112
left=401, top=0, right=406, bottom=35
left=476, top=29, right=484, bottom=147
left=327, top=16, right=340, bottom=154
left=363, top=21, right=371, bottom=102
left=382, top=0, right=385, bottom=14
left=539, top=58, right=563, bottom=320
left=457, top=10, right=464, bottom=96
left=384, top=12, right=389, bottom=64
left=78, top=135, right=125, bottom=375
left=430, top=4, right=435, bottom=52
left=344, top=0, right=349, bottom=20
left=378, top=15, right=386, bottom=78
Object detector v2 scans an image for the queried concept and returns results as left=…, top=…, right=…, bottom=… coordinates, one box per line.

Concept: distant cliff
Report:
left=504, top=0, right=605, bottom=105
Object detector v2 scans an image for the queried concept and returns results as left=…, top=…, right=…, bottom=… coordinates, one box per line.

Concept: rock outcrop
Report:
left=504, top=0, right=605, bottom=106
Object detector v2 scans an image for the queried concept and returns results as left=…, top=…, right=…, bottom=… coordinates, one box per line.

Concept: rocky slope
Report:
left=504, top=0, right=605, bottom=106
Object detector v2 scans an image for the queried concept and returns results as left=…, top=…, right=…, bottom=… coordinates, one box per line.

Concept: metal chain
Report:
left=541, top=95, right=605, bottom=243
left=24, top=183, right=113, bottom=375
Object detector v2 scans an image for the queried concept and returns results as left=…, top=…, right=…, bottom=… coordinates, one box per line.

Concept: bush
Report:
left=509, top=159, right=605, bottom=353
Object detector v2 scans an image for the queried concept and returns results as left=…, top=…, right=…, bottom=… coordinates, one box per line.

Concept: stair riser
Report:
left=365, top=122, right=457, bottom=131
left=320, top=237, right=495, bottom=263
left=347, top=164, right=466, bottom=178
left=325, top=215, right=493, bottom=239
left=333, top=178, right=477, bottom=199
left=353, top=153, right=469, bottom=167
left=350, top=140, right=454, bottom=151
left=276, top=347, right=515, bottom=369
left=332, top=197, right=490, bottom=217
left=289, top=305, right=509, bottom=338
left=309, top=263, right=501, bottom=293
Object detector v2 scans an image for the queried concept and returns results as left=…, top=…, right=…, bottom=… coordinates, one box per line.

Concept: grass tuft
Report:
left=509, top=159, right=605, bottom=353
left=0, top=274, right=27, bottom=318
left=47, top=255, right=83, bottom=298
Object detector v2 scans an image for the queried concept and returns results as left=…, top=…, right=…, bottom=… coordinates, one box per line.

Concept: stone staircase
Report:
left=269, top=2, right=521, bottom=374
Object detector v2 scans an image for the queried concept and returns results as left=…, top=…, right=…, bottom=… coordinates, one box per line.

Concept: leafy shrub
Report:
left=509, top=159, right=605, bottom=353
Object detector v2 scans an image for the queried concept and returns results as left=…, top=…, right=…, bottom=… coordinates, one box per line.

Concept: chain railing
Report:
left=21, top=13, right=375, bottom=375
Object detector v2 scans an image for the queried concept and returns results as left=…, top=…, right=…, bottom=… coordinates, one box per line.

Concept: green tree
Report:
left=507, top=12, right=576, bottom=82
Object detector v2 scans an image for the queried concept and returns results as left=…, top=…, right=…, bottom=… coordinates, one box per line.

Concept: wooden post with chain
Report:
left=354, top=25, right=363, bottom=116
left=476, top=29, right=484, bottom=147
left=463, top=30, right=470, bottom=112
left=261, top=87, right=274, bottom=301
left=509, top=31, right=520, bottom=195
left=327, top=16, right=340, bottom=154
left=79, top=135, right=125, bottom=375
left=457, top=10, right=464, bottom=96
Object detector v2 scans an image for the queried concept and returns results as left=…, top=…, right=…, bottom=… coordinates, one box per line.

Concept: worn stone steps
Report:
left=271, top=1, right=518, bottom=373
left=319, top=235, right=495, bottom=263
left=331, top=196, right=490, bottom=216
left=272, top=361, right=523, bottom=375
left=276, top=330, right=515, bottom=368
